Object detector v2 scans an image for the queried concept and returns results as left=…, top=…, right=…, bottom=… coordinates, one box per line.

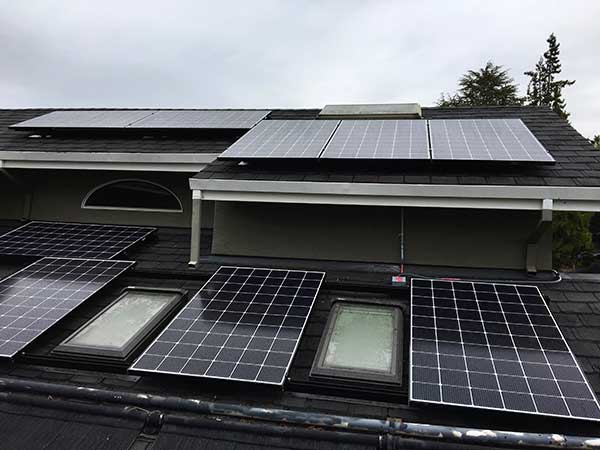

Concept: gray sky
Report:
left=1, top=0, right=598, bottom=138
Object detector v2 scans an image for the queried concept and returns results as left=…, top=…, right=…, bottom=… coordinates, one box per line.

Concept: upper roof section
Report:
left=1, top=106, right=598, bottom=189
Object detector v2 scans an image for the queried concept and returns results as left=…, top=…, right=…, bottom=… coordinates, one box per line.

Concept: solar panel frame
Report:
left=320, top=120, right=430, bottom=160
left=130, top=266, right=325, bottom=385
left=410, top=278, right=600, bottom=421
left=218, top=120, right=340, bottom=159
left=0, top=257, right=134, bottom=357
left=429, top=119, right=555, bottom=163
left=9, top=110, right=157, bottom=129
left=127, top=110, right=271, bottom=129
left=0, top=221, right=156, bottom=260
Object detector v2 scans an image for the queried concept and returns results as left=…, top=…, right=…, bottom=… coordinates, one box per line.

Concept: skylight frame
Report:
left=54, top=286, right=187, bottom=361
left=311, top=301, right=404, bottom=384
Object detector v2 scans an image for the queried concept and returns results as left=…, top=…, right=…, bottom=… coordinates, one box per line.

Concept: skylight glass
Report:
left=56, top=287, right=184, bottom=360
left=312, top=302, right=402, bottom=383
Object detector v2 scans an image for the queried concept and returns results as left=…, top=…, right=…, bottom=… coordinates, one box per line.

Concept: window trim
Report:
left=311, top=301, right=403, bottom=384
left=81, top=178, right=184, bottom=213
left=54, top=286, right=187, bottom=361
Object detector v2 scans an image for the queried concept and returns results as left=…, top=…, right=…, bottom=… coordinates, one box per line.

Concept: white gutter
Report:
left=0, top=152, right=219, bottom=172
left=188, top=178, right=600, bottom=211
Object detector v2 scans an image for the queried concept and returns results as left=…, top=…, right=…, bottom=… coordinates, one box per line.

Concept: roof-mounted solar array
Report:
left=410, top=278, right=600, bottom=421
left=429, top=119, right=555, bottom=162
left=0, top=221, right=155, bottom=259
left=320, top=120, right=429, bottom=160
left=218, top=118, right=553, bottom=163
left=0, top=257, right=134, bottom=357
left=131, top=266, right=325, bottom=385
left=219, top=120, right=339, bottom=159
left=10, top=110, right=271, bottom=130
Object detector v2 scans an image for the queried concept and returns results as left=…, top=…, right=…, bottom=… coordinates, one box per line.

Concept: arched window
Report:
left=82, top=179, right=183, bottom=212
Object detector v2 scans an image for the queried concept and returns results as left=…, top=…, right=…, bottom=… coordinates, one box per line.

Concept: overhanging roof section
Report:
left=0, top=152, right=218, bottom=172
left=189, top=178, right=600, bottom=212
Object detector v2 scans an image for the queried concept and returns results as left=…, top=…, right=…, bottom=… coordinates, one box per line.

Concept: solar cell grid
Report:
left=0, top=221, right=155, bottom=259
left=0, top=257, right=134, bottom=357
left=128, top=110, right=270, bottom=129
left=131, top=266, right=325, bottom=384
left=429, top=119, right=555, bottom=162
left=320, top=120, right=429, bottom=159
left=218, top=120, right=339, bottom=159
left=410, top=278, right=600, bottom=421
left=10, top=110, right=156, bottom=129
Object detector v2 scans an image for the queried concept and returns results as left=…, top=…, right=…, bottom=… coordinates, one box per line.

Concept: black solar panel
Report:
left=131, top=266, right=325, bottom=385
left=10, top=110, right=156, bottom=129
left=410, top=278, right=600, bottom=421
left=0, top=221, right=155, bottom=259
left=320, top=120, right=429, bottom=159
left=0, top=257, right=134, bottom=357
left=429, top=119, right=555, bottom=162
left=219, top=120, right=339, bottom=159
left=10, top=110, right=270, bottom=130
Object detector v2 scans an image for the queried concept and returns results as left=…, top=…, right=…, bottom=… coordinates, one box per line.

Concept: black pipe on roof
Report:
left=0, top=377, right=599, bottom=449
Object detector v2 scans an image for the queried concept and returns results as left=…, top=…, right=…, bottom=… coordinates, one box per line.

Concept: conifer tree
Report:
left=525, top=33, right=575, bottom=121
left=438, top=62, right=522, bottom=107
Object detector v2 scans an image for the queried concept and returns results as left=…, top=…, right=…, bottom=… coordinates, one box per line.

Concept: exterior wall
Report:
left=0, top=169, right=214, bottom=228
left=212, top=201, right=552, bottom=271
left=0, top=174, right=26, bottom=219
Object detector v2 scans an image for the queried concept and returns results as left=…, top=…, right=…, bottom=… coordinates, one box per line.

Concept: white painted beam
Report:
left=188, top=179, right=600, bottom=212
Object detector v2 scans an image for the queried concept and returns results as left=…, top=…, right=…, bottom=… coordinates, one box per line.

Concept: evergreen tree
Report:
left=552, top=212, right=594, bottom=270
left=593, top=135, right=600, bottom=150
left=437, top=62, right=523, bottom=107
left=525, top=33, right=575, bottom=121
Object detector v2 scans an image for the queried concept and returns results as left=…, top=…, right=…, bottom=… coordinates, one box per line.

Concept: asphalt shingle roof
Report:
left=0, top=109, right=242, bottom=154
left=194, top=106, right=600, bottom=187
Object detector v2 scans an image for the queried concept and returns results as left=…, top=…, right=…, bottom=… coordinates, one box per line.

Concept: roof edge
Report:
left=189, top=179, right=600, bottom=212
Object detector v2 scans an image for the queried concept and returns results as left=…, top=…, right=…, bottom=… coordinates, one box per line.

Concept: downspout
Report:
left=400, top=206, right=405, bottom=274
left=0, top=165, right=32, bottom=220
left=526, top=199, right=553, bottom=274
left=189, top=189, right=203, bottom=267
left=1, top=377, right=599, bottom=449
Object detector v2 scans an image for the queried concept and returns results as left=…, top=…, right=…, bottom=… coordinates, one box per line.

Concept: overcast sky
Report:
left=1, top=1, right=598, bottom=138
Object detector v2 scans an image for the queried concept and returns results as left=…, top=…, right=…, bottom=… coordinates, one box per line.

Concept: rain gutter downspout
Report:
left=526, top=199, right=553, bottom=274
left=1, top=377, right=599, bottom=449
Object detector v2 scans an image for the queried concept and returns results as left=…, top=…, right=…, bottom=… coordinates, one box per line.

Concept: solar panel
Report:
left=10, top=110, right=156, bottom=129
left=219, top=120, right=339, bottom=159
left=128, top=110, right=270, bottom=129
left=410, top=279, right=600, bottom=421
left=0, top=257, right=134, bottom=357
left=320, top=120, right=429, bottom=159
left=131, top=266, right=325, bottom=385
left=0, top=221, right=155, bottom=259
left=429, top=119, right=555, bottom=162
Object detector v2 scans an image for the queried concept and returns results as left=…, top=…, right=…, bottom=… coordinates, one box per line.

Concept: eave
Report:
left=0, top=152, right=219, bottom=172
left=188, top=179, right=600, bottom=212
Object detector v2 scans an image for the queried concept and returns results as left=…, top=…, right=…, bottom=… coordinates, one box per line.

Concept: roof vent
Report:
left=319, top=103, right=422, bottom=119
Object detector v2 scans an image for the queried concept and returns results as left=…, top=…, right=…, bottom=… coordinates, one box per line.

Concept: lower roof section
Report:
left=189, top=178, right=600, bottom=212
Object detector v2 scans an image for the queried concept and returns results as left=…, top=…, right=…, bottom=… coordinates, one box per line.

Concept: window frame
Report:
left=81, top=178, right=184, bottom=213
left=54, top=286, right=187, bottom=361
left=311, top=301, right=404, bottom=384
